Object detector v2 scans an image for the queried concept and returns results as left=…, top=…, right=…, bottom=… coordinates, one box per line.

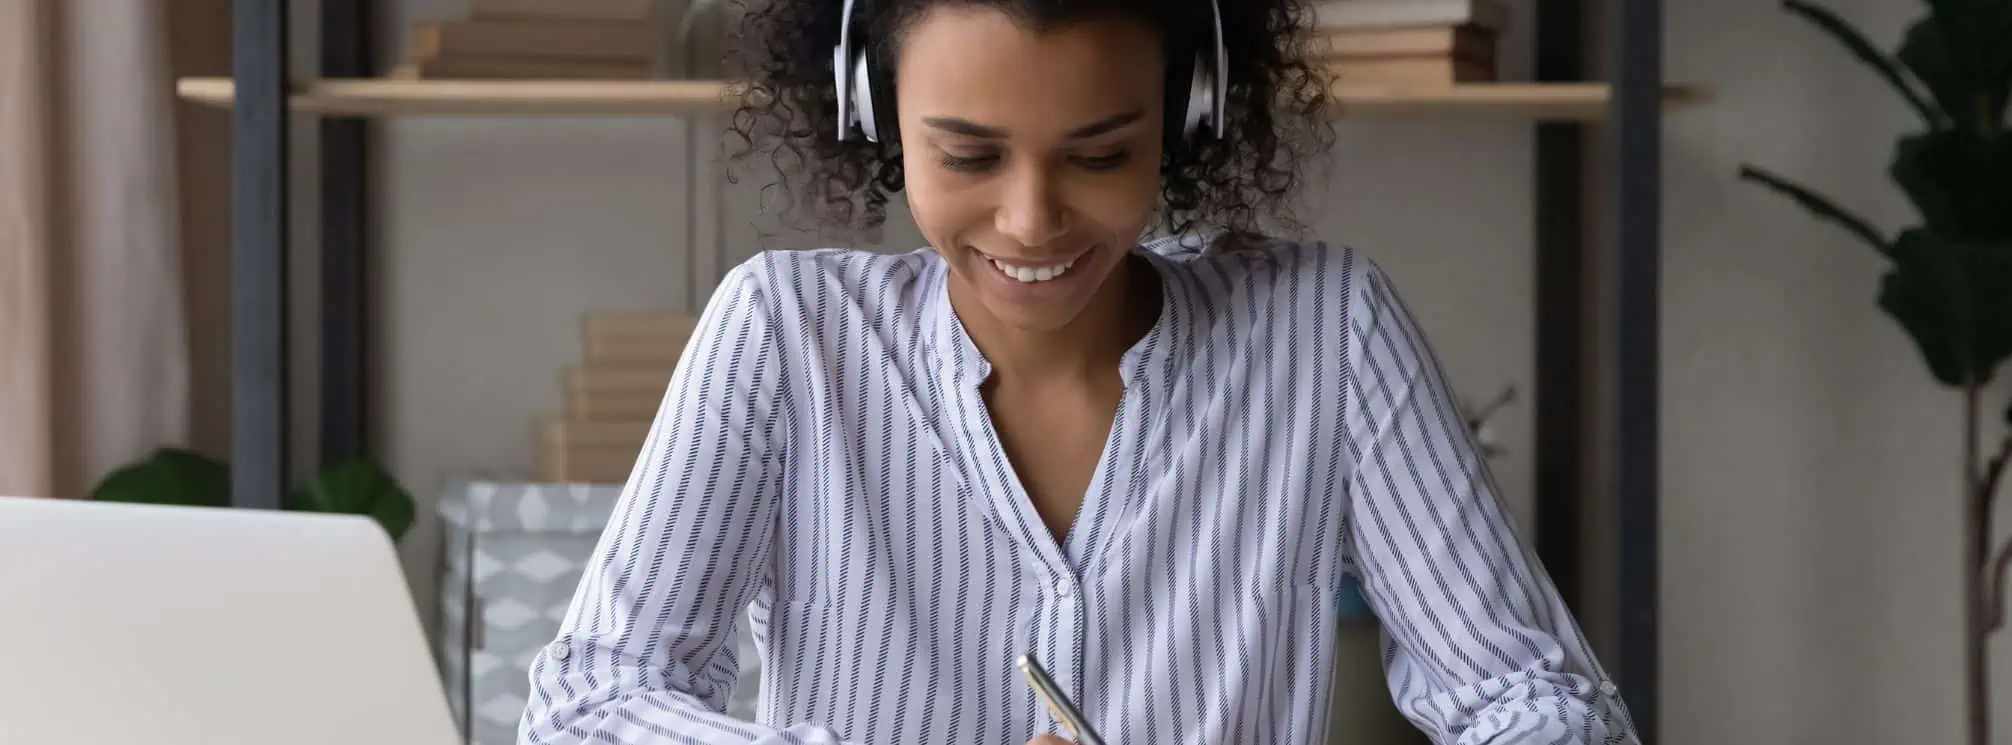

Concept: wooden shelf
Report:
left=1330, top=82, right=1706, bottom=120
left=177, top=77, right=1705, bottom=120
left=176, top=77, right=741, bottom=116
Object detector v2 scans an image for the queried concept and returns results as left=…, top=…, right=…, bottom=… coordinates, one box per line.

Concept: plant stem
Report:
left=1993, top=543, right=2012, bottom=631
left=1967, top=382, right=1989, bottom=745
left=1988, top=430, right=2012, bottom=629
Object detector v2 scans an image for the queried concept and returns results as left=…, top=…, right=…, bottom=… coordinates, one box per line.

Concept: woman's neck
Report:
left=950, top=254, right=1161, bottom=387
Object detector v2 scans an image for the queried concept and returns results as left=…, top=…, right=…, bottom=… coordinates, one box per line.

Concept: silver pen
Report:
left=1017, top=653, right=1106, bottom=745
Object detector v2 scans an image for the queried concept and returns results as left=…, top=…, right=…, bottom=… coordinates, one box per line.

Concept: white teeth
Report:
left=991, top=257, right=1075, bottom=283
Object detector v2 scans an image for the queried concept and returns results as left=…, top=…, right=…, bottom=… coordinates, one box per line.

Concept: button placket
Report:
left=1050, top=574, right=1086, bottom=728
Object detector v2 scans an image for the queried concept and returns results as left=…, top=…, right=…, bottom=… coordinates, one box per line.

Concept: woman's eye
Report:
left=1073, top=151, right=1131, bottom=171
left=939, top=152, right=1000, bottom=172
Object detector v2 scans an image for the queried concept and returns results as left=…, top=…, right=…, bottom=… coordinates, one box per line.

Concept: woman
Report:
left=522, top=0, right=1635, bottom=744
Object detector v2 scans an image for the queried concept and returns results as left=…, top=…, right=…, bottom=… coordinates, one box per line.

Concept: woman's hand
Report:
left=1028, top=735, right=1074, bottom=745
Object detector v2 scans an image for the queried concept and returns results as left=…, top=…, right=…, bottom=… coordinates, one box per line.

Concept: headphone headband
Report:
left=833, top=0, right=861, bottom=139
left=1205, top=0, right=1227, bottom=138
left=833, top=0, right=1229, bottom=145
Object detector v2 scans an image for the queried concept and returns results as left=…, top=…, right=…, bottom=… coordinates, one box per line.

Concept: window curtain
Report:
left=0, top=0, right=191, bottom=498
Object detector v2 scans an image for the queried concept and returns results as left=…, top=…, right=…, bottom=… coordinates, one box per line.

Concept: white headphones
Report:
left=833, top=0, right=1230, bottom=146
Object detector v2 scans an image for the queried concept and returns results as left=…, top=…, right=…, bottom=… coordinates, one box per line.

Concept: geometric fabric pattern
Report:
left=438, top=481, right=765, bottom=745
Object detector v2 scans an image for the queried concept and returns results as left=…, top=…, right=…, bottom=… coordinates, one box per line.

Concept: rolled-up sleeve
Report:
left=520, top=258, right=860, bottom=745
left=1341, top=259, right=1638, bottom=745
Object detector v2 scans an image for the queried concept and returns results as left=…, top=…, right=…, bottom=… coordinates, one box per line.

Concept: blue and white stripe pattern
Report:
left=521, top=237, right=1636, bottom=745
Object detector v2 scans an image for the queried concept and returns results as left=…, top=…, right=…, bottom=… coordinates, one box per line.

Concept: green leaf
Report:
left=1738, top=164, right=1894, bottom=256
left=1890, top=131, right=2012, bottom=240
left=1782, top=0, right=1948, bottom=127
left=1881, top=229, right=1971, bottom=386
left=1878, top=231, right=2012, bottom=386
left=289, top=460, right=417, bottom=543
left=1900, top=17, right=1980, bottom=128
left=90, top=448, right=230, bottom=507
left=1978, top=10, right=2012, bottom=114
left=1921, top=0, right=2012, bottom=117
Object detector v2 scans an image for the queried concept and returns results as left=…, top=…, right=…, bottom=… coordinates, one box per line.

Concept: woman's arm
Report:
left=520, top=259, right=856, bottom=745
left=1342, top=257, right=1638, bottom=745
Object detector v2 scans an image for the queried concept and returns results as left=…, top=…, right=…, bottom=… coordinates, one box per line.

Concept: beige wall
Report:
left=166, top=0, right=2011, bottom=741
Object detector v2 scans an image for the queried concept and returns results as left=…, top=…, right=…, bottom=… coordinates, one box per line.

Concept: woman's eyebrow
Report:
left=1064, top=110, right=1146, bottom=139
left=920, top=109, right=1147, bottom=140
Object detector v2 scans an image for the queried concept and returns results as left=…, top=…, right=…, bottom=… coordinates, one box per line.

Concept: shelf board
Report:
left=1330, top=82, right=1706, bottom=120
left=177, top=77, right=740, bottom=116
left=177, top=77, right=1705, bottom=120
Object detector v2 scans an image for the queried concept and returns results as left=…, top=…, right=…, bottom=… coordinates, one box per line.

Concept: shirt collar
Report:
left=922, top=243, right=1195, bottom=397
left=923, top=257, right=991, bottom=389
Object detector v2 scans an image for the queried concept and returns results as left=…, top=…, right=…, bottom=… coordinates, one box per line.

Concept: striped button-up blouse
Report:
left=521, top=236, right=1637, bottom=745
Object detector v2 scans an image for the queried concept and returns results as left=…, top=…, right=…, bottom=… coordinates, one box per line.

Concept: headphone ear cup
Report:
left=864, top=43, right=901, bottom=144
left=833, top=45, right=857, bottom=140
left=1161, top=48, right=1197, bottom=154
left=851, top=53, right=880, bottom=141
left=1187, top=53, right=1214, bottom=138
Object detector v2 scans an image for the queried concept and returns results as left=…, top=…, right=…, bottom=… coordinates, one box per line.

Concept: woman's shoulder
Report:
left=1146, top=232, right=1394, bottom=311
left=710, top=247, right=946, bottom=356
left=729, top=245, right=937, bottom=284
left=721, top=246, right=942, bottom=307
left=1151, top=233, right=1419, bottom=385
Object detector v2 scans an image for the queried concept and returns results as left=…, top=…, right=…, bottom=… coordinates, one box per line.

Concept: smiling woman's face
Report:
left=894, top=5, right=1166, bottom=333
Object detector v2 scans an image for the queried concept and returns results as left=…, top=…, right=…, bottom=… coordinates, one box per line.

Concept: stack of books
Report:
left=390, top=0, right=663, bottom=80
left=534, top=311, right=699, bottom=484
left=1308, top=0, right=1508, bottom=86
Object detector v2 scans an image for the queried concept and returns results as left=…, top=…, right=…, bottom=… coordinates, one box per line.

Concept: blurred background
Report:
left=2, top=1, right=2009, bottom=744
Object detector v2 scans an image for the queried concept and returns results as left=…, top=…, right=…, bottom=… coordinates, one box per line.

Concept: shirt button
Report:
left=1598, top=681, right=1618, bottom=696
left=1055, top=582, right=1075, bottom=597
left=549, top=641, right=573, bottom=661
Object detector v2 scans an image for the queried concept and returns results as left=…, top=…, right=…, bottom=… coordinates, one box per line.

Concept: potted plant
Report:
left=91, top=447, right=417, bottom=543
left=1737, top=2, right=2011, bottom=743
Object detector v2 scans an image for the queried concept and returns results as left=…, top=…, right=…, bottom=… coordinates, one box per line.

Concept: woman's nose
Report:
left=994, top=167, right=1067, bottom=248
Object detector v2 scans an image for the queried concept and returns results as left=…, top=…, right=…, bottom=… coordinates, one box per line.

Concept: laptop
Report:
left=0, top=496, right=464, bottom=745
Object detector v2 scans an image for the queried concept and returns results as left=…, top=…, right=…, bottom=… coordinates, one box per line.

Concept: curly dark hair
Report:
left=723, top=0, right=1335, bottom=241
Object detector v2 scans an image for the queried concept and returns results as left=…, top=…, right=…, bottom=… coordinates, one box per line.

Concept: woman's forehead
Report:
left=894, top=5, right=1165, bottom=132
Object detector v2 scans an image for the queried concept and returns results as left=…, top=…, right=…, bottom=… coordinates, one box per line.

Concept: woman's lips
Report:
left=975, top=247, right=1092, bottom=284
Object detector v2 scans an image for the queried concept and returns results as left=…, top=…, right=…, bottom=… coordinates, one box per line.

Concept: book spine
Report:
left=1310, top=25, right=1494, bottom=61
left=472, top=0, right=655, bottom=22
left=535, top=418, right=652, bottom=483
left=564, top=365, right=676, bottom=395
left=582, top=312, right=698, bottom=365
left=583, top=340, right=687, bottom=366
left=434, top=20, right=657, bottom=61
left=415, top=55, right=654, bottom=80
left=538, top=418, right=654, bottom=447
left=583, top=312, right=701, bottom=339
left=535, top=443, right=641, bottom=483
left=1326, top=57, right=1495, bottom=85
left=1311, top=0, right=1508, bottom=30
left=564, top=389, right=663, bottom=422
